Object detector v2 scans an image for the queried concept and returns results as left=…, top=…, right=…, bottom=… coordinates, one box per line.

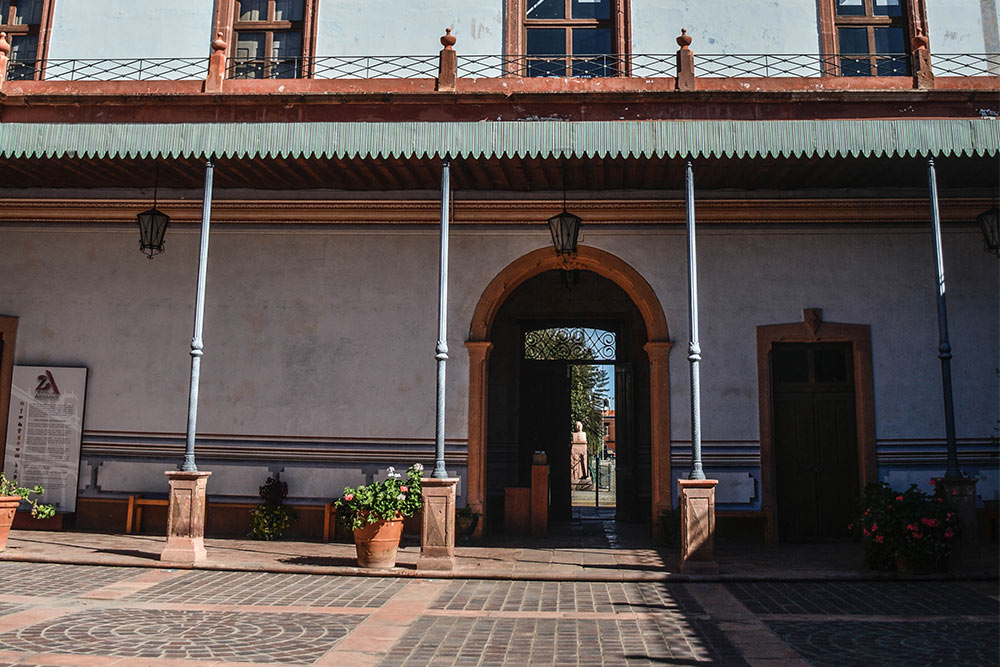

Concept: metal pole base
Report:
left=160, top=470, right=212, bottom=565
left=417, top=477, right=459, bottom=571
left=678, top=478, right=719, bottom=574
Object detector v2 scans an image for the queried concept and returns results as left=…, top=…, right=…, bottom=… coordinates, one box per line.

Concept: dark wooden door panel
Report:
left=520, top=361, right=571, bottom=521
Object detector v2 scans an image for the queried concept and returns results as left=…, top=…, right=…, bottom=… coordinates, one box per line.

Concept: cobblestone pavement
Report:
left=0, top=562, right=994, bottom=666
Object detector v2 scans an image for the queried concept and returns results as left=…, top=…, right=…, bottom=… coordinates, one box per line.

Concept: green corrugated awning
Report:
left=0, top=119, right=996, bottom=160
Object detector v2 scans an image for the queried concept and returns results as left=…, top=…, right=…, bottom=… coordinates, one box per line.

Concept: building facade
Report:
left=0, top=0, right=997, bottom=542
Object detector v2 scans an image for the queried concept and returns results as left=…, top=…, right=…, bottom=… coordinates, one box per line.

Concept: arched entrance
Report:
left=465, top=246, right=672, bottom=534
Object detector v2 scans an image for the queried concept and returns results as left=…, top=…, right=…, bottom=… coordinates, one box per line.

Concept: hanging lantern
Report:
left=548, top=209, right=582, bottom=256
left=137, top=206, right=169, bottom=259
left=137, top=166, right=169, bottom=259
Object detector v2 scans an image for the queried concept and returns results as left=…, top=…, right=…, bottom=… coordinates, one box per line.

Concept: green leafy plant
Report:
left=248, top=477, right=297, bottom=541
left=335, top=464, right=423, bottom=531
left=0, top=473, right=55, bottom=519
left=852, top=481, right=960, bottom=571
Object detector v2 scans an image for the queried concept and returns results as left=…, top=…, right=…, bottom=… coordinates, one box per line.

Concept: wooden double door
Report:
left=772, top=342, right=859, bottom=542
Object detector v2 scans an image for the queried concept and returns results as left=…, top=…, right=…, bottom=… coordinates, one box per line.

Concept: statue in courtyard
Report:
left=570, top=421, right=590, bottom=484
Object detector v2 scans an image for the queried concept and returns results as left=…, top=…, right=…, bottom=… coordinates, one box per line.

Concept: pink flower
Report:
left=344, top=493, right=354, bottom=501
left=920, top=518, right=939, bottom=528
left=400, top=486, right=408, bottom=493
left=930, top=478, right=936, bottom=485
left=871, top=523, right=878, bottom=532
left=911, top=531, right=923, bottom=539
left=895, top=495, right=904, bottom=501
left=944, top=530, right=954, bottom=539
left=863, top=528, right=871, bottom=536
left=951, top=490, right=958, bottom=496
left=907, top=524, right=918, bottom=531
left=875, top=535, right=885, bottom=543
left=937, top=497, right=944, bottom=502
left=946, top=513, right=955, bottom=521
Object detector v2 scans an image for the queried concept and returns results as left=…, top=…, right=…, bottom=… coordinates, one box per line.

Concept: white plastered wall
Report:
left=0, top=221, right=995, bottom=448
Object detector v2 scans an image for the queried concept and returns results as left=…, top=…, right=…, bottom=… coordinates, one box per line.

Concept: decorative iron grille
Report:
left=524, top=327, right=616, bottom=361
left=227, top=55, right=439, bottom=80
left=932, top=53, right=1000, bottom=77
left=9, top=58, right=207, bottom=81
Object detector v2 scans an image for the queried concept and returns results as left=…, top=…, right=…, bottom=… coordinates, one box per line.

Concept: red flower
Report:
left=875, top=535, right=885, bottom=543
left=920, top=517, right=939, bottom=528
left=930, top=478, right=936, bottom=485
left=944, top=530, right=954, bottom=539
left=344, top=493, right=354, bottom=501
left=911, top=531, right=923, bottom=539
left=937, top=497, right=944, bottom=502
left=863, top=528, right=871, bottom=536
left=871, top=523, right=878, bottom=531
left=907, top=524, right=918, bottom=531
left=895, top=495, right=904, bottom=501
left=400, top=486, right=408, bottom=493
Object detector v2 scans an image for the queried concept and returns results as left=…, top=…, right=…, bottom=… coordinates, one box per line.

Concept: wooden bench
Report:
left=125, top=495, right=337, bottom=541
left=716, top=507, right=775, bottom=545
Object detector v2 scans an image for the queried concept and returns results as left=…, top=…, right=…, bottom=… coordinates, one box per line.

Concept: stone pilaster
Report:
left=678, top=478, right=718, bottom=573
left=417, top=477, right=458, bottom=571
left=933, top=476, right=979, bottom=572
left=160, top=470, right=211, bottom=565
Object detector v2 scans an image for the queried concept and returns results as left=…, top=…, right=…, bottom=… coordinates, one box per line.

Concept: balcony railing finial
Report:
left=676, top=29, right=695, bottom=91
left=205, top=32, right=228, bottom=93
left=437, top=28, right=457, bottom=92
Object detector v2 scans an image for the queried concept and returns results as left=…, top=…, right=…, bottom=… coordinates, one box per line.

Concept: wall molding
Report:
left=0, top=197, right=990, bottom=226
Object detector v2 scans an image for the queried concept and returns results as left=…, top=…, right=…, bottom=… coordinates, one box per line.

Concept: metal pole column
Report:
left=927, top=158, right=962, bottom=479
left=432, top=157, right=451, bottom=479
left=181, top=158, right=215, bottom=472
left=685, top=159, right=706, bottom=481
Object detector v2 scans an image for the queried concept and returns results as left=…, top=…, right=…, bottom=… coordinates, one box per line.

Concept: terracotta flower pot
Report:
left=0, top=496, right=21, bottom=551
left=353, top=514, right=404, bottom=569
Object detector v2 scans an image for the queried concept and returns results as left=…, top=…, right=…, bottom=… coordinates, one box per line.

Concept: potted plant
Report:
left=852, top=481, right=960, bottom=573
left=248, top=477, right=298, bottom=541
left=335, top=464, right=423, bottom=569
left=456, top=505, right=479, bottom=545
left=0, top=473, right=55, bottom=550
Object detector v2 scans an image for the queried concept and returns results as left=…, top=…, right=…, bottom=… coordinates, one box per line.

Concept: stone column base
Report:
left=933, top=476, right=979, bottom=572
left=417, top=477, right=458, bottom=571
left=678, top=479, right=718, bottom=574
left=160, top=470, right=212, bottom=565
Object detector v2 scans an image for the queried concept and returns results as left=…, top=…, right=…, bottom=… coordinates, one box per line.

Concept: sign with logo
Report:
left=3, top=366, right=87, bottom=513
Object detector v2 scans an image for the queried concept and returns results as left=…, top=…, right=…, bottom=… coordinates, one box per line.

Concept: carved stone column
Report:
left=417, top=477, right=459, bottom=571
left=645, top=341, right=674, bottom=525
left=678, top=478, right=718, bottom=573
left=465, top=340, right=493, bottom=538
left=160, top=470, right=212, bottom=565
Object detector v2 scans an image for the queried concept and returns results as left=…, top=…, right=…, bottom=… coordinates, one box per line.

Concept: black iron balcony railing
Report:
left=227, top=55, right=440, bottom=80
left=3, top=52, right=997, bottom=82
left=5, top=57, right=206, bottom=81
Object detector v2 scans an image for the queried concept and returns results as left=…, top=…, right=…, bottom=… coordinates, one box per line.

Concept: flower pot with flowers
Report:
left=335, top=464, right=423, bottom=569
left=852, top=481, right=960, bottom=573
left=0, top=473, right=56, bottom=550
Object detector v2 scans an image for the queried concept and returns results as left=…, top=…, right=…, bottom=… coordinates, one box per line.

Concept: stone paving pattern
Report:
left=129, top=570, right=407, bottom=607
left=0, top=560, right=993, bottom=665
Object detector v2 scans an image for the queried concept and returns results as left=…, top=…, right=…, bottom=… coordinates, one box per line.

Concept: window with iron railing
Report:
left=505, top=0, right=631, bottom=77
left=231, top=0, right=315, bottom=79
left=0, top=0, right=52, bottom=81
left=828, top=0, right=912, bottom=76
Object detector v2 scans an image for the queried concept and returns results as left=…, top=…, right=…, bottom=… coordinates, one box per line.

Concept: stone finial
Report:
left=441, top=27, right=457, bottom=50
left=676, top=28, right=692, bottom=50
left=911, top=33, right=929, bottom=51
left=212, top=32, right=228, bottom=52
left=0, top=32, right=10, bottom=57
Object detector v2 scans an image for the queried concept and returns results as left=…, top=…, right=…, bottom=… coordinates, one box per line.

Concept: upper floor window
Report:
left=505, top=0, right=630, bottom=77
left=820, top=0, right=916, bottom=76
left=1, top=0, right=52, bottom=81
left=230, top=0, right=316, bottom=79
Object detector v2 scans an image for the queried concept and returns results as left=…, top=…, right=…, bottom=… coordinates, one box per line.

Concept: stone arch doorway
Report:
left=465, top=246, right=672, bottom=534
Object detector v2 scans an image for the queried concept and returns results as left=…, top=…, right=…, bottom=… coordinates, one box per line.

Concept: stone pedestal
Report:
left=933, top=476, right=979, bottom=572
left=160, top=470, right=211, bottom=565
left=678, top=479, right=718, bottom=574
left=417, top=477, right=458, bottom=571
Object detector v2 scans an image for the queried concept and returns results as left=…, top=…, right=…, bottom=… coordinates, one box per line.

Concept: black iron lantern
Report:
left=976, top=206, right=999, bottom=257
left=137, top=207, right=169, bottom=259
left=137, top=168, right=169, bottom=259
left=548, top=155, right=581, bottom=256
left=548, top=209, right=582, bottom=256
